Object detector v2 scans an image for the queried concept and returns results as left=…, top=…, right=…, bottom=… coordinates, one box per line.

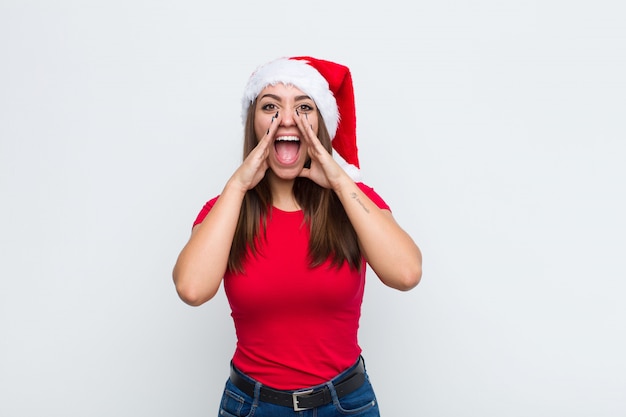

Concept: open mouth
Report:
left=274, top=136, right=300, bottom=164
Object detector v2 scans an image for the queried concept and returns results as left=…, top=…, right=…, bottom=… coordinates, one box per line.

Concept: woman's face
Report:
left=254, top=83, right=319, bottom=179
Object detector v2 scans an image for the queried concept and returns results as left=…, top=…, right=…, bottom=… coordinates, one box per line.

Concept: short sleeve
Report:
left=356, top=182, right=390, bottom=211
left=192, top=195, right=220, bottom=228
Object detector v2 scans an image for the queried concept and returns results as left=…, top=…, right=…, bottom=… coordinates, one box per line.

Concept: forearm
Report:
left=173, top=179, right=247, bottom=306
left=334, top=178, right=422, bottom=291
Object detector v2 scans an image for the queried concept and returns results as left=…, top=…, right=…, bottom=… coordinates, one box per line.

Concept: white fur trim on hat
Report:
left=332, top=150, right=361, bottom=182
left=241, top=58, right=340, bottom=139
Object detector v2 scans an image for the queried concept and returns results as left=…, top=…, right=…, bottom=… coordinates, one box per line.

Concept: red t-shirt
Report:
left=193, top=183, right=389, bottom=389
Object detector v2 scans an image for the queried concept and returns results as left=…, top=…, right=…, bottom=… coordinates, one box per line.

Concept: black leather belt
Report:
left=229, top=358, right=366, bottom=411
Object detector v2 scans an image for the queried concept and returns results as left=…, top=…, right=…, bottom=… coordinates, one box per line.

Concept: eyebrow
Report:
left=258, top=93, right=313, bottom=102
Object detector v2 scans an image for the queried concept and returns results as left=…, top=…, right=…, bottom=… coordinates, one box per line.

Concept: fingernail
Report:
left=275, top=111, right=279, bottom=118
left=295, top=109, right=299, bottom=116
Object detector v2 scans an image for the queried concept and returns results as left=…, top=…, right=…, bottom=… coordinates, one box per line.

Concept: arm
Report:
left=295, top=111, right=422, bottom=291
left=335, top=180, right=422, bottom=291
left=172, top=180, right=246, bottom=306
left=172, top=115, right=279, bottom=306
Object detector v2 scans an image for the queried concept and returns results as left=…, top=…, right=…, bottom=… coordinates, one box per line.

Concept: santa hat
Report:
left=241, top=56, right=360, bottom=180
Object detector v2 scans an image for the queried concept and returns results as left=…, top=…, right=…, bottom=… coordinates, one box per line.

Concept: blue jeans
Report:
left=218, top=357, right=380, bottom=416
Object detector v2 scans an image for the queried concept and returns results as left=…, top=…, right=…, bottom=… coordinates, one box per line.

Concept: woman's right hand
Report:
left=230, top=112, right=279, bottom=191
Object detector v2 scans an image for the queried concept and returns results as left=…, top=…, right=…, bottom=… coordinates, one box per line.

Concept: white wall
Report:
left=1, top=1, right=625, bottom=416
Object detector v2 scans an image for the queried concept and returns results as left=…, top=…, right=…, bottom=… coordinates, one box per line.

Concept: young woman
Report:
left=173, top=56, right=422, bottom=416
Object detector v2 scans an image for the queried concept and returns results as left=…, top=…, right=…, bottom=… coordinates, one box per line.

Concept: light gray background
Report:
left=1, top=1, right=625, bottom=416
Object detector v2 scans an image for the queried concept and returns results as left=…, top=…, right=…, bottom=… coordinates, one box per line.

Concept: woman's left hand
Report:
left=295, top=110, right=349, bottom=190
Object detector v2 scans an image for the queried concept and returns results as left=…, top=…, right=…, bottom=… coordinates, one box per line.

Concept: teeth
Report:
left=275, top=136, right=299, bottom=142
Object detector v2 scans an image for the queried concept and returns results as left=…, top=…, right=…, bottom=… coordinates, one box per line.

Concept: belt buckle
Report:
left=292, top=388, right=314, bottom=411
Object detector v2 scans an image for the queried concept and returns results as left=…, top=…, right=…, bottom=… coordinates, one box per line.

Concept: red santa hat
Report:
left=241, top=56, right=360, bottom=179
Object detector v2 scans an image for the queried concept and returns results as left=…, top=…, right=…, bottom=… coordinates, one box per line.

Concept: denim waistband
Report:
left=229, top=356, right=367, bottom=410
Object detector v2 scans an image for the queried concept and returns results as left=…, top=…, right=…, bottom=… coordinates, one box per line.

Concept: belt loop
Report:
left=252, top=380, right=262, bottom=406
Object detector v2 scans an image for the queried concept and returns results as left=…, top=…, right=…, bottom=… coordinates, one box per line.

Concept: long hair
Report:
left=228, top=99, right=361, bottom=274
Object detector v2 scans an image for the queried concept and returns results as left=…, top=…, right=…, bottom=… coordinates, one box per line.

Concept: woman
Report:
left=173, top=56, right=422, bottom=416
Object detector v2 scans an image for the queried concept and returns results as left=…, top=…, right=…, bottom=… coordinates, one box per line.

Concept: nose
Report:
left=279, top=109, right=296, bottom=127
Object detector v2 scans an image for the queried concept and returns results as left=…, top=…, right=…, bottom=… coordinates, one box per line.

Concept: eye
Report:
left=298, top=103, right=315, bottom=113
left=261, top=103, right=277, bottom=111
